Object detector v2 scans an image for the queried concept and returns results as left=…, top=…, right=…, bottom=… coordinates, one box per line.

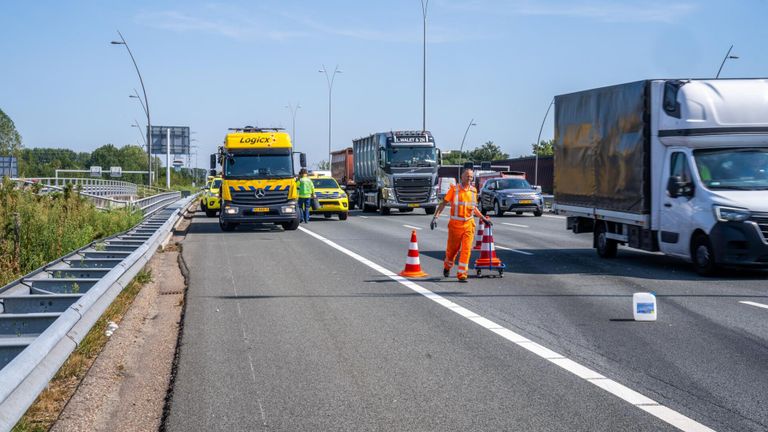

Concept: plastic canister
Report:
left=633, top=292, right=657, bottom=321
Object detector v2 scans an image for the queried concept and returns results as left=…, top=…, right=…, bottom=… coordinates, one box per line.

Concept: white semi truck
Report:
left=554, top=79, right=768, bottom=275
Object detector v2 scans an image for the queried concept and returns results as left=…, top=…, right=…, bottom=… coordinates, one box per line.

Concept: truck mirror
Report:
left=299, top=153, right=307, bottom=168
left=209, top=169, right=217, bottom=177
left=667, top=176, right=694, bottom=198
left=209, top=154, right=217, bottom=169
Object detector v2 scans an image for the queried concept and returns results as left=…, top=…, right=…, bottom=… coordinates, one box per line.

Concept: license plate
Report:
left=408, top=204, right=420, bottom=208
left=252, top=207, right=269, bottom=212
left=519, top=200, right=533, bottom=204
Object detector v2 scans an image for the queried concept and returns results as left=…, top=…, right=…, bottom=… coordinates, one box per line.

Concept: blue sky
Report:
left=1, top=0, right=765, bottom=168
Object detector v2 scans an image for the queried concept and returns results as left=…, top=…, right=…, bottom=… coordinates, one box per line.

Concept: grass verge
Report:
left=11, top=269, right=154, bottom=432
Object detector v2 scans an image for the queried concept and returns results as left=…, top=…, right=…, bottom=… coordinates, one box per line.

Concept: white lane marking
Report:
left=502, top=222, right=529, bottom=228
left=359, top=215, right=369, bottom=219
left=496, top=245, right=534, bottom=256
left=298, top=226, right=716, bottom=432
left=403, top=224, right=422, bottom=230
left=543, top=214, right=565, bottom=219
left=739, top=301, right=768, bottom=310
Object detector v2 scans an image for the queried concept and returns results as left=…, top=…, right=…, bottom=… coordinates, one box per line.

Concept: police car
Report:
left=200, top=176, right=222, bottom=217
left=309, top=175, right=349, bottom=220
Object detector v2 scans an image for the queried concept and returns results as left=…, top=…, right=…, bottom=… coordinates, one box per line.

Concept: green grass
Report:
left=0, top=178, right=142, bottom=287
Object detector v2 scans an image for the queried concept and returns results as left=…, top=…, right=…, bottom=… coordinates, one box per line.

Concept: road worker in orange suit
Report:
left=431, top=168, right=492, bottom=283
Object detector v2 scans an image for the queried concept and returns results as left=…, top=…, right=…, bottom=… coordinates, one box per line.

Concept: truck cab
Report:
left=215, top=127, right=301, bottom=232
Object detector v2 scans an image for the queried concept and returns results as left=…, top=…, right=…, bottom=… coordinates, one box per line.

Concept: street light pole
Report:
left=458, top=119, right=476, bottom=179
left=320, top=65, right=342, bottom=168
left=112, top=31, right=152, bottom=187
left=534, top=99, right=554, bottom=186
left=420, top=0, right=429, bottom=132
left=716, top=44, right=739, bottom=79
left=285, top=103, right=301, bottom=152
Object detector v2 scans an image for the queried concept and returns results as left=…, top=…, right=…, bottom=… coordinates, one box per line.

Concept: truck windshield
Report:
left=694, top=148, right=768, bottom=190
left=497, top=179, right=532, bottom=190
left=224, top=154, right=293, bottom=179
left=389, top=147, right=437, bottom=168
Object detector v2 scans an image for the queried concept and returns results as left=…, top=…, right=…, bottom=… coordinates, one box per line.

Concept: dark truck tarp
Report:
left=554, top=80, right=651, bottom=214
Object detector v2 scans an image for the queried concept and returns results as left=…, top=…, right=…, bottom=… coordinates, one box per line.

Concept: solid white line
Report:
left=739, top=300, right=768, bottom=310
left=403, top=224, right=422, bottom=230
left=543, top=214, right=565, bottom=219
left=502, top=222, right=529, bottom=228
left=298, top=226, right=716, bottom=432
left=496, top=245, right=534, bottom=256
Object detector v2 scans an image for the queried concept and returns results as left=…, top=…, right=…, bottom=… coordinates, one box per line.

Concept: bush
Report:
left=0, top=179, right=142, bottom=286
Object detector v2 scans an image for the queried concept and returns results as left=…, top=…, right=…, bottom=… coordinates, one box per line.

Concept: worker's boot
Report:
left=457, top=274, right=468, bottom=283
left=443, top=267, right=450, bottom=278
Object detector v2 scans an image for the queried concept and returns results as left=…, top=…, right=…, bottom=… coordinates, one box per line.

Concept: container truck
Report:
left=554, top=79, right=768, bottom=275
left=331, top=147, right=355, bottom=208
left=212, top=126, right=305, bottom=232
left=352, top=130, right=440, bottom=215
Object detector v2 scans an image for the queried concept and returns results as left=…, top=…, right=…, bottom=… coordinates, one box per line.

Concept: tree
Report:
left=317, top=160, right=330, bottom=170
left=532, top=139, right=555, bottom=157
left=441, top=151, right=469, bottom=165
left=89, top=144, right=120, bottom=169
left=0, top=108, right=23, bottom=157
left=467, top=141, right=509, bottom=162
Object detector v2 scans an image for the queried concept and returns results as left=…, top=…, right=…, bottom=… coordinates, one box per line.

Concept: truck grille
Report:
left=229, top=187, right=289, bottom=206
left=751, top=212, right=768, bottom=242
left=394, top=177, right=432, bottom=203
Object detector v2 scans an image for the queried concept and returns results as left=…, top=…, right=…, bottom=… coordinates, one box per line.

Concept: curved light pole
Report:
left=716, top=45, right=739, bottom=79
left=112, top=31, right=152, bottom=187
left=319, top=65, right=342, bottom=167
left=458, top=119, right=476, bottom=178
left=285, top=103, right=301, bottom=152
left=420, top=0, right=429, bottom=132
left=534, top=99, right=554, bottom=186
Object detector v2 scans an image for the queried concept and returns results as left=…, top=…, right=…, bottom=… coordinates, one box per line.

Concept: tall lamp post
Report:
left=420, top=0, right=429, bottom=132
left=534, top=99, right=554, bottom=186
left=716, top=45, right=739, bottom=79
left=285, top=103, right=301, bottom=152
left=458, top=119, right=476, bottom=179
left=112, top=31, right=152, bottom=187
left=319, top=65, right=342, bottom=167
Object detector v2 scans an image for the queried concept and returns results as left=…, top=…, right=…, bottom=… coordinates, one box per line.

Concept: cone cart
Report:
left=474, top=223, right=505, bottom=278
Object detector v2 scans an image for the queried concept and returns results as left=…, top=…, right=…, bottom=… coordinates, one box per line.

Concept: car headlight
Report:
left=714, top=206, right=750, bottom=222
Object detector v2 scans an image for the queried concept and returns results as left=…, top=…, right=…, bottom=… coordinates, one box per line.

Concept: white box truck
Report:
left=554, top=79, right=768, bottom=275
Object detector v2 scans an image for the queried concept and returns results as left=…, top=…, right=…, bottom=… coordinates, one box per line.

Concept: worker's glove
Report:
left=430, top=218, right=438, bottom=230
left=484, top=218, right=493, bottom=226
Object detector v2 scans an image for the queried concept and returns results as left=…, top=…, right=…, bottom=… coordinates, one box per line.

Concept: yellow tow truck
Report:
left=200, top=175, right=222, bottom=217
left=213, top=126, right=304, bottom=232
left=309, top=175, right=349, bottom=220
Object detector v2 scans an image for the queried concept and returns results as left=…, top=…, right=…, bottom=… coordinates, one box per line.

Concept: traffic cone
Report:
left=474, top=224, right=505, bottom=270
left=473, top=219, right=485, bottom=250
left=399, top=230, right=429, bottom=278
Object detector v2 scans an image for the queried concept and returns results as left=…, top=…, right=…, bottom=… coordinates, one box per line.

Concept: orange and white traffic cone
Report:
left=474, top=224, right=505, bottom=275
left=473, top=219, right=485, bottom=250
left=399, top=230, right=429, bottom=278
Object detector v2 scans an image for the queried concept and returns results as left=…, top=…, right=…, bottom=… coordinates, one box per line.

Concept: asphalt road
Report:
left=166, top=208, right=768, bottom=431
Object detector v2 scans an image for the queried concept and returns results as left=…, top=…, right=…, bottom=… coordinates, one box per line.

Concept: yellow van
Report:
left=310, top=176, right=348, bottom=220
left=201, top=176, right=222, bottom=217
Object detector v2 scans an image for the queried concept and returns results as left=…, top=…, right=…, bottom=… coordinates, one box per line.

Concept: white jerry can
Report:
left=633, top=292, right=657, bottom=321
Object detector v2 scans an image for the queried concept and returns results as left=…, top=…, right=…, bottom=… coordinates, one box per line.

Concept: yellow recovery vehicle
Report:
left=212, top=126, right=305, bottom=232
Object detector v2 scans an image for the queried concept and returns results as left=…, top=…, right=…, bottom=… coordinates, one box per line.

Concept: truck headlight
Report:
left=282, top=205, right=296, bottom=214
left=383, top=187, right=394, bottom=200
left=714, top=206, right=750, bottom=222
left=225, top=206, right=238, bottom=215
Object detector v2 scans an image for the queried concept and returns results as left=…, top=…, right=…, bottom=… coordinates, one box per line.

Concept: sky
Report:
left=1, top=0, right=766, bottom=169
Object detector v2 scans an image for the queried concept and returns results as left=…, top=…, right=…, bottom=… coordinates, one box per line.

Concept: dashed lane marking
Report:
left=403, top=224, right=422, bottom=230
left=496, top=245, right=534, bottom=256
left=739, top=301, right=768, bottom=310
left=298, top=226, right=715, bottom=432
left=502, top=222, right=529, bottom=228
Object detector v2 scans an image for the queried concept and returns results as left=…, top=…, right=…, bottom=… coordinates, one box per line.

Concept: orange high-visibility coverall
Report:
left=443, top=184, right=478, bottom=279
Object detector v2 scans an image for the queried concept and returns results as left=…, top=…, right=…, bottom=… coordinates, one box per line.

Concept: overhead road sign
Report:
left=150, top=126, right=190, bottom=154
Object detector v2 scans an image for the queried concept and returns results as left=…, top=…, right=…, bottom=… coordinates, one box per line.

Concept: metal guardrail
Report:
left=15, top=177, right=138, bottom=198
left=11, top=178, right=180, bottom=216
left=0, top=194, right=195, bottom=431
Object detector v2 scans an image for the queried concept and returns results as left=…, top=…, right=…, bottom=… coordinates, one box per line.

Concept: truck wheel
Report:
left=281, top=218, right=300, bottom=231
left=338, top=212, right=348, bottom=221
left=378, top=197, right=390, bottom=215
left=595, top=222, right=618, bottom=258
left=425, top=207, right=436, bottom=215
left=692, top=234, right=718, bottom=276
left=324, top=213, right=332, bottom=219
left=494, top=200, right=505, bottom=217
left=205, top=209, right=217, bottom=218
left=533, top=209, right=543, bottom=217
left=219, top=220, right=237, bottom=232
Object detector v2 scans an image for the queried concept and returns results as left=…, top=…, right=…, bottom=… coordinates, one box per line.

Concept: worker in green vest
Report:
left=296, top=169, right=315, bottom=223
